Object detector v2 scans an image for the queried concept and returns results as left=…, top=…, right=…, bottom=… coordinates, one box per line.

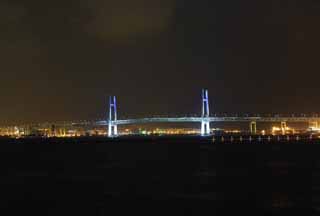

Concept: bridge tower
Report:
left=201, top=89, right=211, bottom=136
left=108, top=96, right=118, bottom=137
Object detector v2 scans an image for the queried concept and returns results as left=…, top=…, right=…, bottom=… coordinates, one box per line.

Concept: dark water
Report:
left=0, top=136, right=319, bottom=215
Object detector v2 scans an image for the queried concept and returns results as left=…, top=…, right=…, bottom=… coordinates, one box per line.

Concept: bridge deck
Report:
left=95, top=117, right=320, bottom=126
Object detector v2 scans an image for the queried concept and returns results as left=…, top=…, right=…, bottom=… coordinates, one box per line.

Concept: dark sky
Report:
left=1, top=0, right=320, bottom=124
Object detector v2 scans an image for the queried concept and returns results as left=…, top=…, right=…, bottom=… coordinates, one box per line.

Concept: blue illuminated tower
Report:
left=201, top=89, right=211, bottom=135
left=108, top=96, right=118, bottom=137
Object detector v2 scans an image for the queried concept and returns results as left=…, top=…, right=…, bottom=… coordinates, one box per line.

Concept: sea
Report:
left=0, top=135, right=319, bottom=216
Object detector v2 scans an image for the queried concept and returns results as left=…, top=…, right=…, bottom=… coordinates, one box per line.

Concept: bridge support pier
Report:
left=281, top=121, right=286, bottom=135
left=250, top=121, right=257, bottom=134
left=108, top=96, right=118, bottom=137
left=201, top=120, right=210, bottom=136
left=201, top=89, right=211, bottom=136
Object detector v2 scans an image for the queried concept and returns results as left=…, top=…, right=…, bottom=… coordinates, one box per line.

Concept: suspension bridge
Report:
left=97, top=89, right=320, bottom=137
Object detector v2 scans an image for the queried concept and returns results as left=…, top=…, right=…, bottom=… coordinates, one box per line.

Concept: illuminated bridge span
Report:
left=105, top=117, right=320, bottom=125
left=99, top=89, right=320, bottom=137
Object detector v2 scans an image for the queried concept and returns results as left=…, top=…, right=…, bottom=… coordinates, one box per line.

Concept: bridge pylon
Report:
left=201, top=89, right=211, bottom=136
left=108, top=96, right=118, bottom=137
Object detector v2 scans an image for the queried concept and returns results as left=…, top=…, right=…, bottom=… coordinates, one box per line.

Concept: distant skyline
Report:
left=1, top=0, right=320, bottom=124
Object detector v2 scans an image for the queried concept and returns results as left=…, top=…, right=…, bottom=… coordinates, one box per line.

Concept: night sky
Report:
left=1, top=0, right=320, bottom=124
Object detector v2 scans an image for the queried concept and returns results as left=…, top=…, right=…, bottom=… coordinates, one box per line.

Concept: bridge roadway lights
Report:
left=108, top=96, right=118, bottom=137
left=250, top=121, right=257, bottom=134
